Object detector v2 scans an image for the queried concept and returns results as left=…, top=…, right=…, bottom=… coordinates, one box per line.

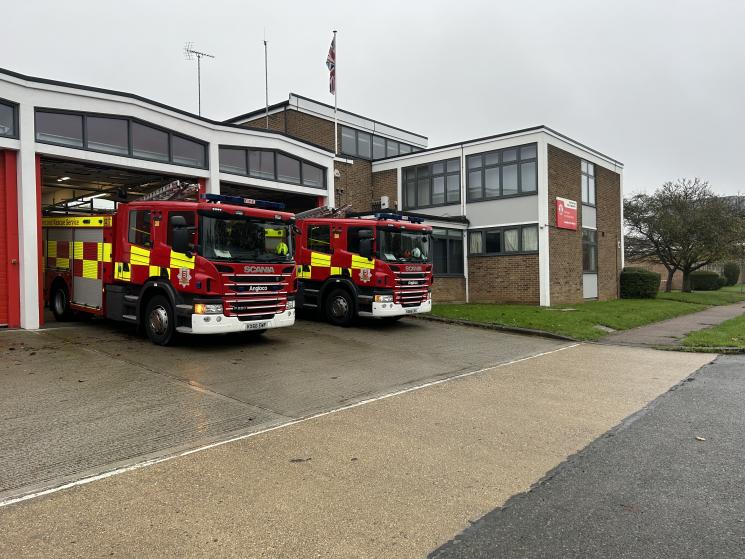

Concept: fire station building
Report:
left=0, top=66, right=623, bottom=331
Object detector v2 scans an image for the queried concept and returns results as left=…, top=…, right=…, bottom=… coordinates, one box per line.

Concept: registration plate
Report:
left=246, top=321, right=269, bottom=330
left=405, top=308, right=418, bottom=314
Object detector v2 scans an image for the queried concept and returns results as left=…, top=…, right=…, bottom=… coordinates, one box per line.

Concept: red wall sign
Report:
left=556, top=197, right=578, bottom=230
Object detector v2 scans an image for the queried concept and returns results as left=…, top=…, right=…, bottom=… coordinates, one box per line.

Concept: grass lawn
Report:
left=683, top=313, right=745, bottom=349
left=430, top=299, right=708, bottom=341
left=657, top=285, right=745, bottom=305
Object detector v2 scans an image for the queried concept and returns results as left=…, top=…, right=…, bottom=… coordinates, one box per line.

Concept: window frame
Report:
left=468, top=223, right=540, bottom=256
left=403, top=157, right=461, bottom=210
left=581, top=160, right=596, bottom=207
left=128, top=209, right=152, bottom=248
left=582, top=228, right=598, bottom=273
left=34, top=108, right=208, bottom=170
left=218, top=145, right=326, bottom=189
left=0, top=98, right=19, bottom=139
left=339, top=124, right=417, bottom=161
left=431, top=228, right=464, bottom=277
left=307, top=224, right=332, bottom=254
left=466, top=143, right=538, bottom=203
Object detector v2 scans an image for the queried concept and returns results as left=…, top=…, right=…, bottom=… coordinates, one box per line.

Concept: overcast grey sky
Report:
left=4, top=0, right=744, bottom=195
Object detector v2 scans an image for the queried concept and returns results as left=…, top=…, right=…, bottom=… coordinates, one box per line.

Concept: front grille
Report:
left=392, top=269, right=430, bottom=307
left=221, top=271, right=291, bottom=320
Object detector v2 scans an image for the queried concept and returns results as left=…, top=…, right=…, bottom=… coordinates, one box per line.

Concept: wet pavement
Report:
left=0, top=316, right=566, bottom=502
left=0, top=340, right=713, bottom=558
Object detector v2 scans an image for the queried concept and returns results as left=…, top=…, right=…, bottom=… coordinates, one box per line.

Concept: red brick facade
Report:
left=468, top=255, right=540, bottom=304
left=432, top=276, right=466, bottom=303
left=595, top=164, right=622, bottom=300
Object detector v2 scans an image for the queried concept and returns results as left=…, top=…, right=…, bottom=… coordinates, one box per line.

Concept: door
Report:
left=0, top=150, right=20, bottom=327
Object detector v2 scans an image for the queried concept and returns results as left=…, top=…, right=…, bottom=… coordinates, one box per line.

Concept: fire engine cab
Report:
left=43, top=194, right=297, bottom=345
left=294, top=210, right=433, bottom=326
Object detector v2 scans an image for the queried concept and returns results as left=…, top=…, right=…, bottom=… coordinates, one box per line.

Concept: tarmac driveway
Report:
left=0, top=316, right=566, bottom=502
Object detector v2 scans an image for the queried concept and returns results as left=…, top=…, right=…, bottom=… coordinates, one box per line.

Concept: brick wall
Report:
left=372, top=169, right=397, bottom=210
left=468, top=255, right=540, bottom=304
left=242, top=111, right=287, bottom=134
left=335, top=159, right=374, bottom=212
left=595, top=164, right=622, bottom=300
left=548, top=145, right=584, bottom=304
left=432, top=276, right=466, bottom=303
left=547, top=144, right=622, bottom=304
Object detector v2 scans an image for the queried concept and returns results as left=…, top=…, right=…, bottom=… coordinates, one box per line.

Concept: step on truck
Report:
left=294, top=210, right=433, bottom=326
left=43, top=194, right=297, bottom=345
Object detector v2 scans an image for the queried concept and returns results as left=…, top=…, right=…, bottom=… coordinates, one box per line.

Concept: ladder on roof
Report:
left=138, top=180, right=200, bottom=201
left=294, top=203, right=352, bottom=220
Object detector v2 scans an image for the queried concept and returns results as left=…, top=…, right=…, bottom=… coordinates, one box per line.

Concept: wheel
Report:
left=324, top=288, right=355, bottom=327
left=51, top=284, right=73, bottom=322
left=144, top=295, right=176, bottom=346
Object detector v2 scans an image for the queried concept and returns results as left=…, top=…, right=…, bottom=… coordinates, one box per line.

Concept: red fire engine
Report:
left=294, top=210, right=433, bottom=326
left=42, top=194, right=297, bottom=345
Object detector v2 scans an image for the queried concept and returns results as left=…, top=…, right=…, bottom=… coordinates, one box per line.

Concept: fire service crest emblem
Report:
left=177, top=267, right=192, bottom=288
left=359, top=268, right=372, bottom=283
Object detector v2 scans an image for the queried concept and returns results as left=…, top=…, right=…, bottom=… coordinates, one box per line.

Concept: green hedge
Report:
left=723, top=262, right=740, bottom=286
left=620, top=268, right=660, bottom=299
left=690, top=270, right=722, bottom=291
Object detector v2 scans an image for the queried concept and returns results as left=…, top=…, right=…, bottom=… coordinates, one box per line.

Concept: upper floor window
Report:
left=339, top=125, right=420, bottom=160
left=466, top=143, right=537, bottom=202
left=403, top=158, right=460, bottom=209
left=468, top=224, right=539, bottom=255
left=581, top=160, right=596, bottom=206
left=218, top=146, right=325, bottom=188
left=34, top=109, right=207, bottom=169
left=582, top=228, right=597, bottom=273
left=0, top=100, right=18, bottom=138
left=432, top=228, right=464, bottom=276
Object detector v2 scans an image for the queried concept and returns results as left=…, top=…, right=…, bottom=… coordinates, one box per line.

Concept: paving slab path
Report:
left=600, top=300, right=745, bottom=347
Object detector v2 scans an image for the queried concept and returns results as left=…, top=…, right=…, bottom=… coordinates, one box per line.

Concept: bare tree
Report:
left=624, top=179, right=745, bottom=292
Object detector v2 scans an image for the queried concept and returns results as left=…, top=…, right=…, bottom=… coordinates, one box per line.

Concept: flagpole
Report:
left=264, top=31, right=269, bottom=129
left=333, top=29, right=338, bottom=155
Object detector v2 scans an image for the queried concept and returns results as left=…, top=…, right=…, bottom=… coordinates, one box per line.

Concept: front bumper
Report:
left=364, top=299, right=432, bottom=318
left=178, top=308, right=295, bottom=335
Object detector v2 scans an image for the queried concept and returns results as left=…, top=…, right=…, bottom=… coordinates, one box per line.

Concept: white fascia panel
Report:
left=544, top=131, right=623, bottom=174
left=537, top=136, right=551, bottom=307
left=372, top=147, right=463, bottom=172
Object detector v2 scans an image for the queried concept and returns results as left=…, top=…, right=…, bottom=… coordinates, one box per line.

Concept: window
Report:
left=347, top=227, right=373, bottom=254
left=0, top=101, right=15, bottom=138
left=219, top=147, right=248, bottom=175
left=403, top=158, right=460, bottom=209
left=172, top=135, right=206, bottom=168
left=35, top=112, right=83, bottom=147
left=581, top=160, right=596, bottom=205
left=86, top=116, right=128, bottom=155
left=128, top=210, right=152, bottom=247
left=249, top=150, right=275, bottom=179
left=582, top=228, right=598, bottom=273
left=432, top=229, right=464, bottom=276
left=339, top=125, right=418, bottom=160
left=131, top=121, right=169, bottom=162
left=302, top=162, right=324, bottom=187
left=166, top=211, right=196, bottom=246
left=469, top=224, right=539, bottom=255
left=307, top=225, right=331, bottom=254
left=466, top=143, right=538, bottom=201
left=276, top=153, right=301, bottom=184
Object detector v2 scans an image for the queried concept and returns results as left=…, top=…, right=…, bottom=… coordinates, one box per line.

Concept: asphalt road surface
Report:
left=0, top=315, right=566, bottom=502
left=430, top=355, right=745, bottom=559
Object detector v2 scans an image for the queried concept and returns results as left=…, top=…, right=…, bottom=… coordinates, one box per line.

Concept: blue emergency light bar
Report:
left=202, top=193, right=285, bottom=211
left=374, top=212, right=424, bottom=224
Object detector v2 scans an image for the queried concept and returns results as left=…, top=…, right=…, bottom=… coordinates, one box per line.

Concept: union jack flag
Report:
left=326, top=35, right=336, bottom=94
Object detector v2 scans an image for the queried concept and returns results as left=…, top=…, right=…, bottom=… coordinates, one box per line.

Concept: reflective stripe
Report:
left=310, top=251, right=331, bottom=267
left=47, top=240, right=57, bottom=258
left=296, top=265, right=312, bottom=279
left=351, top=254, right=375, bottom=270
left=114, top=262, right=131, bottom=281
left=42, top=216, right=113, bottom=228
left=170, top=249, right=195, bottom=270
left=82, top=260, right=99, bottom=279
left=73, top=241, right=84, bottom=261
left=101, top=243, right=112, bottom=262
left=331, top=266, right=343, bottom=276
left=130, top=245, right=150, bottom=266
left=55, top=258, right=70, bottom=270
left=149, top=265, right=161, bottom=278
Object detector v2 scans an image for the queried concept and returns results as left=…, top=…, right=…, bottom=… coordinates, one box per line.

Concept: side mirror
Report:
left=170, top=215, right=190, bottom=254
left=359, top=237, right=373, bottom=260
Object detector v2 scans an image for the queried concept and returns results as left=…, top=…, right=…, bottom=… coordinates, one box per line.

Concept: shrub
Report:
left=620, top=267, right=660, bottom=299
left=718, top=275, right=728, bottom=288
left=690, top=270, right=722, bottom=291
left=723, top=262, right=740, bottom=286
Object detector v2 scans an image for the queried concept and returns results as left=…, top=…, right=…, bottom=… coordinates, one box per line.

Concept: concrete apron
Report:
left=0, top=344, right=713, bottom=559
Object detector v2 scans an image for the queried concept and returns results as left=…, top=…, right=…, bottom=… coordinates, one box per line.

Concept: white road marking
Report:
left=0, top=343, right=580, bottom=508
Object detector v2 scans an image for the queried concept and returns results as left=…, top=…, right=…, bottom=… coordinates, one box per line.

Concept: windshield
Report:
left=199, top=212, right=293, bottom=263
left=376, top=228, right=431, bottom=263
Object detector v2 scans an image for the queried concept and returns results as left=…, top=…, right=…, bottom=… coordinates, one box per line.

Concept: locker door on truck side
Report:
left=71, top=227, right=104, bottom=309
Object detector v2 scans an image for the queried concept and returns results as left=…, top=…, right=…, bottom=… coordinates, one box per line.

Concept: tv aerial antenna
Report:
left=184, top=42, right=215, bottom=116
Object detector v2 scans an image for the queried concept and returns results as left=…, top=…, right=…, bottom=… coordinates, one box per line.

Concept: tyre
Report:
left=144, top=294, right=176, bottom=346
left=324, top=288, right=355, bottom=327
left=51, top=283, right=73, bottom=322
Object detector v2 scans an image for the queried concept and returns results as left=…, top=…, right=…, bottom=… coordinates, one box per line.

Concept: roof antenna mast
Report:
left=184, top=42, right=215, bottom=116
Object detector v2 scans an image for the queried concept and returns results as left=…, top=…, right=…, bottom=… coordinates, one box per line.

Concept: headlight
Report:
left=374, top=294, right=394, bottom=303
left=194, top=303, right=223, bottom=315
left=286, top=299, right=295, bottom=310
